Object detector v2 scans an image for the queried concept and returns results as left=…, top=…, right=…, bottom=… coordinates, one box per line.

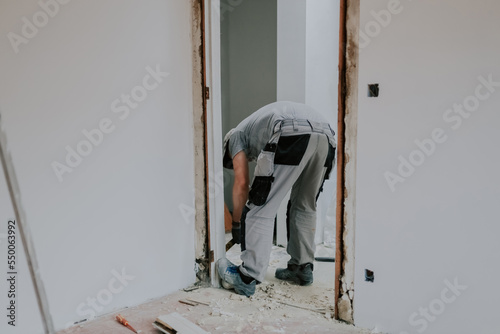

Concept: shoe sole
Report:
left=299, top=280, right=313, bottom=286
left=221, top=279, right=234, bottom=290
left=274, top=274, right=313, bottom=286
left=275, top=274, right=313, bottom=286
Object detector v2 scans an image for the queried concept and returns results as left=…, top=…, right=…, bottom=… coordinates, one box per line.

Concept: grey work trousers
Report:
left=239, top=132, right=331, bottom=282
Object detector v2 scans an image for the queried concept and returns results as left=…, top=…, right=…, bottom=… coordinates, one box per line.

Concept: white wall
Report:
left=221, top=0, right=277, bottom=211
left=277, top=0, right=340, bottom=123
left=221, top=0, right=277, bottom=135
left=277, top=0, right=306, bottom=103
left=355, top=1, right=500, bottom=333
left=305, top=0, right=339, bottom=127
left=0, top=0, right=196, bottom=332
left=0, top=165, right=44, bottom=332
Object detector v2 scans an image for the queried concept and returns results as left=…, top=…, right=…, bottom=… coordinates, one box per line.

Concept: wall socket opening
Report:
left=368, top=84, right=379, bottom=97
left=365, top=269, right=374, bottom=282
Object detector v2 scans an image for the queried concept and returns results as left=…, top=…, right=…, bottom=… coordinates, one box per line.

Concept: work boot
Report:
left=275, top=263, right=314, bottom=286
left=216, top=258, right=256, bottom=297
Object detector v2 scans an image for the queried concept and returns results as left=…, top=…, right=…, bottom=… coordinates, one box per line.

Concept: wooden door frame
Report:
left=191, top=0, right=225, bottom=287
left=335, top=0, right=360, bottom=324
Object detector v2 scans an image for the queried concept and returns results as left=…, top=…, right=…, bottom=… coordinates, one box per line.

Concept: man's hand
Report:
left=231, top=221, right=241, bottom=244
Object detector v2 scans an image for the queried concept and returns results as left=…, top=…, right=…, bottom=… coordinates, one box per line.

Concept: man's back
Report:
left=230, top=101, right=330, bottom=161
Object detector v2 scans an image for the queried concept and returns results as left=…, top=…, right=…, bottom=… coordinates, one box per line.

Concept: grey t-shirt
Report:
left=228, top=101, right=332, bottom=161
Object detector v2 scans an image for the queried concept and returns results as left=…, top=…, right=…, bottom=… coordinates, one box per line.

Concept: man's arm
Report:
left=232, top=151, right=249, bottom=222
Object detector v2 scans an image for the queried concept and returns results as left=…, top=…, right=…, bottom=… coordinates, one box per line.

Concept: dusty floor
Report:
left=59, top=243, right=368, bottom=334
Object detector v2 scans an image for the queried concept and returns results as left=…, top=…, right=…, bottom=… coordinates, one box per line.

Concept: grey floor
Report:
left=60, top=240, right=371, bottom=334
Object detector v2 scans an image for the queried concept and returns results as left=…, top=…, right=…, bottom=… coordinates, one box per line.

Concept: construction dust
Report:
left=60, top=244, right=369, bottom=334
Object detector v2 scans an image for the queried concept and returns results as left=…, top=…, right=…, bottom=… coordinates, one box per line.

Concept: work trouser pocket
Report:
left=249, top=145, right=276, bottom=206
left=249, top=176, right=275, bottom=206
left=274, top=134, right=310, bottom=166
left=249, top=141, right=278, bottom=206
left=254, top=148, right=276, bottom=176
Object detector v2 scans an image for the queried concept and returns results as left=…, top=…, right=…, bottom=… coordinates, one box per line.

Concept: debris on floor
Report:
left=179, top=299, right=210, bottom=307
left=179, top=300, right=199, bottom=307
left=59, top=245, right=368, bottom=334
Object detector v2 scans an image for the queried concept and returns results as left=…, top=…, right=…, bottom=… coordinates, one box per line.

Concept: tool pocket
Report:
left=249, top=176, right=275, bottom=206
left=249, top=142, right=277, bottom=206
left=274, top=134, right=310, bottom=166
left=254, top=147, right=276, bottom=177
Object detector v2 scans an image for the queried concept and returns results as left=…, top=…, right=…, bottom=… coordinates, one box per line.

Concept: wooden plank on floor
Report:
left=153, top=312, right=208, bottom=334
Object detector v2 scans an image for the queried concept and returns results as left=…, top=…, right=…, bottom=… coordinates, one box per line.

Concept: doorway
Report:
left=212, top=0, right=341, bottom=313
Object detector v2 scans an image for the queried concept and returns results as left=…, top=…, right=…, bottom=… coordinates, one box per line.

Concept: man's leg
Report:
left=239, top=164, right=301, bottom=283
left=218, top=151, right=306, bottom=295
left=276, top=133, right=329, bottom=285
left=239, top=134, right=319, bottom=283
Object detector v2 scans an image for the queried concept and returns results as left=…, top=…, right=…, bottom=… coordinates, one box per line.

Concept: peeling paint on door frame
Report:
left=335, top=0, right=360, bottom=324
left=193, top=0, right=226, bottom=288
left=191, top=0, right=210, bottom=282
